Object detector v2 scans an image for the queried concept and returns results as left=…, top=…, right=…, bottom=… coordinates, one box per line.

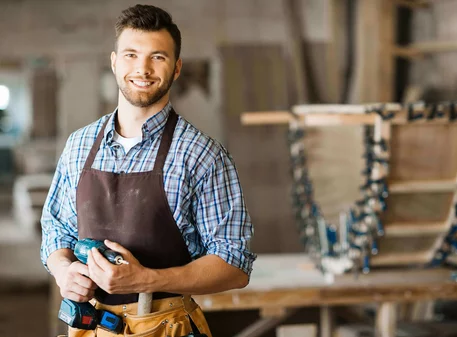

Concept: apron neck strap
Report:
left=84, top=117, right=110, bottom=170
left=83, top=108, right=178, bottom=172
left=153, top=108, right=178, bottom=174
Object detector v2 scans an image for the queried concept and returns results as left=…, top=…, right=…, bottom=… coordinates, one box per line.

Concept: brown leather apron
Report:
left=68, top=109, right=212, bottom=337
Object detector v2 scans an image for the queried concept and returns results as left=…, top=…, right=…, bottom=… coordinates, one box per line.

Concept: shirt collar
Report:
left=104, top=102, right=173, bottom=145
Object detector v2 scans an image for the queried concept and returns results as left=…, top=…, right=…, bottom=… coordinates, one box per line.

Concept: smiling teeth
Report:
left=133, top=81, right=152, bottom=87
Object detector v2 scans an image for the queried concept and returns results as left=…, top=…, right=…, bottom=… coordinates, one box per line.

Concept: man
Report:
left=41, top=4, right=256, bottom=337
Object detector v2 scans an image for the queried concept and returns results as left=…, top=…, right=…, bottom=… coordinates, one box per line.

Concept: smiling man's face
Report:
left=111, top=28, right=182, bottom=108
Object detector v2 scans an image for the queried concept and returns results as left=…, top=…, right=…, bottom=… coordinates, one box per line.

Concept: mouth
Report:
left=129, top=80, right=156, bottom=89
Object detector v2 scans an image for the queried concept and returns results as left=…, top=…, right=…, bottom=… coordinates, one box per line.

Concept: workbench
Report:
left=193, top=254, right=457, bottom=337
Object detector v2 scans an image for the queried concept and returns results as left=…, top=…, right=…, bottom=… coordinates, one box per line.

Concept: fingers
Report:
left=71, top=260, right=90, bottom=277
left=104, top=239, right=130, bottom=257
left=73, top=272, right=98, bottom=290
left=88, top=248, right=111, bottom=272
left=58, top=261, right=98, bottom=302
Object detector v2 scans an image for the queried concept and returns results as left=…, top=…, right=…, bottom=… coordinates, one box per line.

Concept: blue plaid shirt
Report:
left=40, top=102, right=256, bottom=276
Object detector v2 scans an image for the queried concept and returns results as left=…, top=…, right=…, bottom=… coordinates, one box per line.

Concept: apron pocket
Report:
left=97, top=327, right=124, bottom=337
left=68, top=327, right=96, bottom=337
left=165, top=314, right=193, bottom=337
left=124, top=316, right=167, bottom=337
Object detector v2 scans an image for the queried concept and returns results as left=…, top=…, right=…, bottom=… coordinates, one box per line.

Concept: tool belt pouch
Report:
left=124, top=309, right=193, bottom=337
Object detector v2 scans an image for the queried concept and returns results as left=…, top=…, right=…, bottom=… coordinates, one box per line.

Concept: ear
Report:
left=173, top=58, right=182, bottom=81
left=110, top=51, right=116, bottom=74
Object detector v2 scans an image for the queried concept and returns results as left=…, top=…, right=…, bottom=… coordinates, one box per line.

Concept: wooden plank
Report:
left=384, top=222, right=447, bottom=236
left=371, top=252, right=431, bottom=266
left=430, top=183, right=457, bottom=265
left=381, top=192, right=453, bottom=223
left=220, top=45, right=301, bottom=255
left=325, top=0, right=345, bottom=103
left=294, top=104, right=381, bottom=114
left=389, top=124, right=457, bottom=180
left=348, top=0, right=383, bottom=103
left=241, top=111, right=292, bottom=125
left=389, top=179, right=457, bottom=193
left=194, top=267, right=457, bottom=311
left=379, top=0, right=396, bottom=102
left=241, top=111, right=377, bottom=126
left=277, top=324, right=317, bottom=337
left=283, top=0, right=308, bottom=104
left=304, top=124, right=365, bottom=226
left=377, top=236, right=438, bottom=257
left=31, top=67, right=58, bottom=138
left=303, top=114, right=377, bottom=126
left=393, top=41, right=457, bottom=58
left=241, top=110, right=457, bottom=126
left=240, top=105, right=457, bottom=270
left=375, top=302, right=397, bottom=337
left=394, top=0, right=431, bottom=9
left=320, top=306, right=334, bottom=337
left=195, top=255, right=457, bottom=311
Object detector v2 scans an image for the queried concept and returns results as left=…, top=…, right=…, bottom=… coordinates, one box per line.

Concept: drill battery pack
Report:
left=58, top=298, right=123, bottom=333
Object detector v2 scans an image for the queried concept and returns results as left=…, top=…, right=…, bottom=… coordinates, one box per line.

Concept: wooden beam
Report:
left=384, top=222, right=447, bottom=236
left=326, top=0, right=345, bottom=103
left=375, top=302, right=397, bottom=337
left=320, top=306, right=334, bottom=337
left=393, top=41, right=457, bottom=59
left=241, top=111, right=292, bottom=125
left=241, top=108, right=457, bottom=126
left=194, top=267, right=457, bottom=311
left=430, top=179, right=457, bottom=267
left=371, top=252, right=432, bottom=266
left=379, top=0, right=396, bottom=102
left=389, top=179, right=457, bottom=193
left=283, top=0, right=308, bottom=104
left=394, top=0, right=431, bottom=9
left=302, top=114, right=377, bottom=126
left=277, top=324, right=317, bottom=337
left=294, top=103, right=403, bottom=114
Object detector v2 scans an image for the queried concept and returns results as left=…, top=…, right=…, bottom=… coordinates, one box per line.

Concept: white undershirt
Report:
left=113, top=130, right=142, bottom=154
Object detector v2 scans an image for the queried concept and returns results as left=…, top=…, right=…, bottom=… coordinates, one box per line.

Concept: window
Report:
left=0, top=85, right=10, bottom=110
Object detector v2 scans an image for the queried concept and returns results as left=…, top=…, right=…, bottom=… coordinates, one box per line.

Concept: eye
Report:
left=125, top=54, right=136, bottom=58
left=152, top=55, right=165, bottom=61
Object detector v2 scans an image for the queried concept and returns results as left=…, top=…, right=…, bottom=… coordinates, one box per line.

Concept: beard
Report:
left=117, top=67, right=175, bottom=108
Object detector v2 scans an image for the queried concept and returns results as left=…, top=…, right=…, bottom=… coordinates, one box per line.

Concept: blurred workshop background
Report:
left=3, top=1, right=457, bottom=337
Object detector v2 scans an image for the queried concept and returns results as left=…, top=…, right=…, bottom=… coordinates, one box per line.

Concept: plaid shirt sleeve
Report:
left=193, top=149, right=257, bottom=277
left=40, top=136, right=79, bottom=272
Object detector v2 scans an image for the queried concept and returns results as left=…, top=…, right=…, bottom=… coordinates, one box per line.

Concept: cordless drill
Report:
left=58, top=238, right=128, bottom=333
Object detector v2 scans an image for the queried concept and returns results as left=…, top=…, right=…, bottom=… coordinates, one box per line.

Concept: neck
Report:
left=115, top=93, right=170, bottom=138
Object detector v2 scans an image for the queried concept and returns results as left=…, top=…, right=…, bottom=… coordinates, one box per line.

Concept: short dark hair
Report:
left=115, top=4, right=181, bottom=59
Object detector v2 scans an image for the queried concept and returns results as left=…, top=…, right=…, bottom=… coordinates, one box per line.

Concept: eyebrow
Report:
left=151, top=50, right=170, bottom=57
left=120, top=48, right=170, bottom=57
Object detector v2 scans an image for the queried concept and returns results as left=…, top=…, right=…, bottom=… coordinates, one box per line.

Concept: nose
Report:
left=136, top=58, right=153, bottom=76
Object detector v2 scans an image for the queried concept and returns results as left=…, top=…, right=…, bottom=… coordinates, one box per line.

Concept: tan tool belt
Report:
left=65, top=295, right=212, bottom=337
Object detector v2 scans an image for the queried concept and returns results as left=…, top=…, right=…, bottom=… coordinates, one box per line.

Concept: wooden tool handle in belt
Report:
left=137, top=293, right=152, bottom=315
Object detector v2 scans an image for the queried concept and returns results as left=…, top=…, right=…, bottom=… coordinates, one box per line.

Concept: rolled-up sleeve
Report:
left=194, top=150, right=257, bottom=277
left=40, top=138, right=78, bottom=272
